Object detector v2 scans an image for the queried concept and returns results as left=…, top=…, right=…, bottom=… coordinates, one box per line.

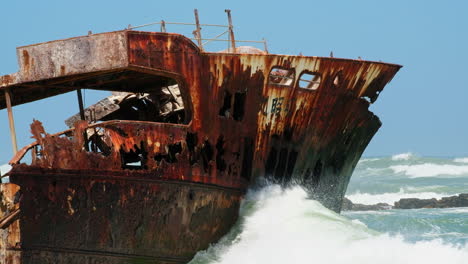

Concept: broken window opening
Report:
left=68, top=85, right=186, bottom=126
left=121, top=142, right=148, bottom=170
left=65, top=71, right=190, bottom=129
left=233, top=92, right=246, bottom=121
left=269, top=67, right=295, bottom=86
left=86, top=127, right=111, bottom=156
left=298, top=71, right=321, bottom=90
left=219, top=91, right=232, bottom=118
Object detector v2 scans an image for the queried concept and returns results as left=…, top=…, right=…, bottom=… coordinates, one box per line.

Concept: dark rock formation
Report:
left=342, top=193, right=468, bottom=211
left=394, top=193, right=468, bottom=209
left=342, top=197, right=392, bottom=211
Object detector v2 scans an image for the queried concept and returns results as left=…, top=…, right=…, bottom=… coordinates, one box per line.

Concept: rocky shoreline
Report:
left=342, top=193, right=468, bottom=211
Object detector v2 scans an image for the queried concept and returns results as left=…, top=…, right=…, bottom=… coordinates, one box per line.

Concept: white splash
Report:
left=390, top=163, right=468, bottom=178
left=391, top=152, right=414, bottom=161
left=191, top=186, right=468, bottom=264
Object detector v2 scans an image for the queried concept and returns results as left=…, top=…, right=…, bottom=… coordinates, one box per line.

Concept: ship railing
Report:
left=126, top=9, right=268, bottom=53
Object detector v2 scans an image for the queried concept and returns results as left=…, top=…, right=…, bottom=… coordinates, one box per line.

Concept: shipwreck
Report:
left=0, top=10, right=400, bottom=264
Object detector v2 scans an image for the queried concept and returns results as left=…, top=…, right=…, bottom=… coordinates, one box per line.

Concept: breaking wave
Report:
left=190, top=186, right=468, bottom=264
left=390, top=163, right=468, bottom=178
left=391, top=152, right=415, bottom=161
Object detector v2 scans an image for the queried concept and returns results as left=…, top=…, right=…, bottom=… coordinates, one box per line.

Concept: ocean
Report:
left=189, top=153, right=468, bottom=264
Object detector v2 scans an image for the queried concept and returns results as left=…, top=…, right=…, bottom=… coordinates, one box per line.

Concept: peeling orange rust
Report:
left=0, top=28, right=400, bottom=264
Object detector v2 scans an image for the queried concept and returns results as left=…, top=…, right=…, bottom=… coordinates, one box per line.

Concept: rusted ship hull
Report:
left=3, top=166, right=241, bottom=264
left=0, top=28, right=401, bottom=263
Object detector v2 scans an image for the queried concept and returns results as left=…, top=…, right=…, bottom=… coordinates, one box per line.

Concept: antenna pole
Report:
left=225, top=9, right=236, bottom=52
left=160, top=20, right=166, bottom=32
left=193, top=9, right=204, bottom=51
left=263, top=38, right=269, bottom=54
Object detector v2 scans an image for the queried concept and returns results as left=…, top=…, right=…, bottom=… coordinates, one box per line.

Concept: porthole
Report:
left=269, top=67, right=295, bottom=87
left=298, top=71, right=321, bottom=90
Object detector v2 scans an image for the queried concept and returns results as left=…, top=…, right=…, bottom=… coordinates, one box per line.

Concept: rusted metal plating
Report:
left=0, top=30, right=401, bottom=263
left=0, top=29, right=401, bottom=212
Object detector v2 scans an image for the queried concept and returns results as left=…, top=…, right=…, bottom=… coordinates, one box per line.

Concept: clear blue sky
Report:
left=0, top=0, right=467, bottom=164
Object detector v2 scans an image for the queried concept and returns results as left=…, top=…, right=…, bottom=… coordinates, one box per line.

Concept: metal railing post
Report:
left=76, top=89, right=86, bottom=121
left=76, top=89, right=89, bottom=151
left=4, top=88, right=18, bottom=154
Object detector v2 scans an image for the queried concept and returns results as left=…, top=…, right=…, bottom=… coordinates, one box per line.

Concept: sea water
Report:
left=189, top=153, right=468, bottom=264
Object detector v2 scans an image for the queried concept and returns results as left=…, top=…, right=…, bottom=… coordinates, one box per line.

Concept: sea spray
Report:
left=190, top=185, right=468, bottom=264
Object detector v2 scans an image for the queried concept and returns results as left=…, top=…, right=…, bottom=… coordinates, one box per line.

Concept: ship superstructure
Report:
left=0, top=10, right=400, bottom=264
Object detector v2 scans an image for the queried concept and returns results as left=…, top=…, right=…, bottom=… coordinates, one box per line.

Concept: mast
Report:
left=225, top=9, right=236, bottom=52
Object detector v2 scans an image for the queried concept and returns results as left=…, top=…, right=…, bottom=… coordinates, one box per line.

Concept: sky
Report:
left=0, top=0, right=467, bottom=164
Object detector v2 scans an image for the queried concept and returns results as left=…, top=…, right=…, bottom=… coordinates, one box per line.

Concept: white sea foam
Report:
left=454, top=157, right=468, bottom=163
left=346, top=190, right=455, bottom=205
left=391, top=152, right=414, bottom=161
left=191, top=186, right=468, bottom=264
left=390, top=163, right=468, bottom=178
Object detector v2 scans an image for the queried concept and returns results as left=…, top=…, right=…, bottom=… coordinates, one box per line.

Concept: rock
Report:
left=343, top=193, right=468, bottom=211
left=394, top=198, right=438, bottom=209
left=342, top=197, right=392, bottom=211
left=394, top=193, right=468, bottom=209
left=341, top=197, right=354, bottom=211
